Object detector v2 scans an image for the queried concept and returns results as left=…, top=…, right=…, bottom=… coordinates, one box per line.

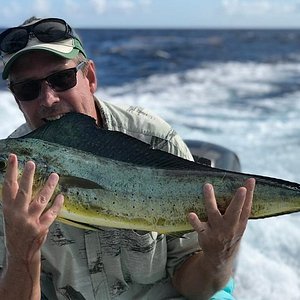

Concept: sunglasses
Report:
left=0, top=18, right=74, bottom=54
left=9, top=61, right=86, bottom=102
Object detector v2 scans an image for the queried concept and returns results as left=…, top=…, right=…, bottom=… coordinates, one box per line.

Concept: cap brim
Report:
left=2, top=38, right=84, bottom=79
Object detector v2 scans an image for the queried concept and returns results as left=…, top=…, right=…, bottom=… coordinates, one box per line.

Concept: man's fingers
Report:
left=16, top=160, right=36, bottom=209
left=2, top=154, right=19, bottom=202
left=188, top=212, right=206, bottom=234
left=224, top=187, right=247, bottom=224
left=224, top=178, right=255, bottom=227
left=203, top=183, right=221, bottom=222
left=40, top=194, right=64, bottom=227
left=240, top=178, right=255, bottom=223
left=29, top=173, right=60, bottom=216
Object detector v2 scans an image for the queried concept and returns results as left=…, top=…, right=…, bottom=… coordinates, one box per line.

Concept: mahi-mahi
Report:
left=0, top=113, right=299, bottom=234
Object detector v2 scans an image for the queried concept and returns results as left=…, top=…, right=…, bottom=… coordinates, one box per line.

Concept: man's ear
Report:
left=86, top=60, right=97, bottom=93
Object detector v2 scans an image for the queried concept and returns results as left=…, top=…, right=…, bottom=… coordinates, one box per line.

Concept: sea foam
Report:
left=0, top=60, right=299, bottom=298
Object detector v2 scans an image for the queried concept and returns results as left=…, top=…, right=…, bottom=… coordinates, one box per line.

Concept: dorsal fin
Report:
left=22, top=113, right=212, bottom=171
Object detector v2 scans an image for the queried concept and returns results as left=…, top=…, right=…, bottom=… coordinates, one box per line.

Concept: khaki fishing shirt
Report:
left=0, top=98, right=200, bottom=300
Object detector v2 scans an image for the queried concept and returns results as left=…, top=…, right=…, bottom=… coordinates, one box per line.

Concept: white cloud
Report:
left=87, top=0, right=152, bottom=15
left=34, top=0, right=51, bottom=15
left=89, top=0, right=107, bottom=14
left=112, top=0, right=136, bottom=12
left=64, top=0, right=81, bottom=14
left=222, top=0, right=300, bottom=15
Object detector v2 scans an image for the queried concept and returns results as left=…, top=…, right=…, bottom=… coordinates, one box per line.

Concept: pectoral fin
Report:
left=60, top=175, right=104, bottom=189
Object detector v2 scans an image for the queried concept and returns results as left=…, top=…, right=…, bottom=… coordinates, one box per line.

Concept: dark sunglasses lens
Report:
left=48, top=69, right=77, bottom=91
left=11, top=80, right=41, bottom=101
left=10, top=65, right=80, bottom=101
left=33, top=20, right=67, bottom=42
left=0, top=28, right=28, bottom=53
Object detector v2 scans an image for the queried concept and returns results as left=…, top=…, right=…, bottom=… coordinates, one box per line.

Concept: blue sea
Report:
left=1, top=29, right=300, bottom=299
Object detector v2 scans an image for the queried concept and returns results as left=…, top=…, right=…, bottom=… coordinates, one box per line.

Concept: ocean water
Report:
left=1, top=29, right=300, bottom=299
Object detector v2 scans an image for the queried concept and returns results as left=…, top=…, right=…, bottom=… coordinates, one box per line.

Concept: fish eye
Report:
left=0, top=158, right=7, bottom=171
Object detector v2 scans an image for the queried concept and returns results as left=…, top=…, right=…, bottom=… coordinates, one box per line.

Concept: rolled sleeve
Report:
left=166, top=231, right=200, bottom=277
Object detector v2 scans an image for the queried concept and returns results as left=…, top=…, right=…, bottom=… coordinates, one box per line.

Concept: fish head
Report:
left=0, top=153, right=8, bottom=180
left=0, top=139, right=31, bottom=192
left=0, top=139, right=18, bottom=196
left=0, top=137, right=34, bottom=169
left=0, top=138, right=56, bottom=197
left=0, top=138, right=19, bottom=179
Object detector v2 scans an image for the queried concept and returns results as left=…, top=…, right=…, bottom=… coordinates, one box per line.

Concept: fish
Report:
left=0, top=112, right=299, bottom=234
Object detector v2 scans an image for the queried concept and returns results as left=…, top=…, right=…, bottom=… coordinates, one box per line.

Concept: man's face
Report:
left=9, top=51, right=98, bottom=130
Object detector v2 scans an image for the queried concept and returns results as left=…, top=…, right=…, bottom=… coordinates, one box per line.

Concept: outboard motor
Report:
left=184, top=140, right=241, bottom=172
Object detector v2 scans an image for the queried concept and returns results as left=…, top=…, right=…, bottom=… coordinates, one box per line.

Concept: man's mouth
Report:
left=43, top=114, right=65, bottom=122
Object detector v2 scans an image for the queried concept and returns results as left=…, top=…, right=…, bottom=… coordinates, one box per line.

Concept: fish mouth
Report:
left=43, top=114, right=66, bottom=122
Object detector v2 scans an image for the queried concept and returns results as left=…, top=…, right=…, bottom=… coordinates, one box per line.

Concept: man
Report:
left=0, top=17, right=255, bottom=299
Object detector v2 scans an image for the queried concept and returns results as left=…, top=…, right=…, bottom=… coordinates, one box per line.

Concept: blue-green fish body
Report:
left=0, top=113, right=299, bottom=234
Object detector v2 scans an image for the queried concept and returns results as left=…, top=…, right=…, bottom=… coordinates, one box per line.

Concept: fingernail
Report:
left=25, top=160, right=35, bottom=171
left=203, top=183, right=212, bottom=193
left=8, top=153, right=14, bottom=163
left=49, top=173, right=59, bottom=182
left=188, top=212, right=196, bottom=221
left=238, top=187, right=247, bottom=198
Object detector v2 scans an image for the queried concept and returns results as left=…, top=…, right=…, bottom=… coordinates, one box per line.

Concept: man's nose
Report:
left=39, top=81, right=60, bottom=107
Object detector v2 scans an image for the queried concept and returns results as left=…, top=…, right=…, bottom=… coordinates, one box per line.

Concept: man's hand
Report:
left=2, top=153, right=64, bottom=264
left=188, top=178, right=255, bottom=269
left=0, top=153, right=64, bottom=300
left=172, top=178, right=255, bottom=299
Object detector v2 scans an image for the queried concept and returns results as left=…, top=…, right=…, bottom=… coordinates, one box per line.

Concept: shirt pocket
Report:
left=120, top=230, right=168, bottom=284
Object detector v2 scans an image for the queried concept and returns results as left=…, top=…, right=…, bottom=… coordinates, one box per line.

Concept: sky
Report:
left=0, top=0, right=300, bottom=29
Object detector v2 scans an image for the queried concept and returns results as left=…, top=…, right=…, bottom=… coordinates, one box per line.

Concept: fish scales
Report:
left=0, top=113, right=299, bottom=234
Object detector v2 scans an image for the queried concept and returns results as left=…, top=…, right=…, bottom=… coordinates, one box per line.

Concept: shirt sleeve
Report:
left=166, top=232, right=200, bottom=277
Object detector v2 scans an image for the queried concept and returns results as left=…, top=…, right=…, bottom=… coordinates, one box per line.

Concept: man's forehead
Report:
left=14, top=51, right=67, bottom=65
left=9, top=51, right=69, bottom=78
